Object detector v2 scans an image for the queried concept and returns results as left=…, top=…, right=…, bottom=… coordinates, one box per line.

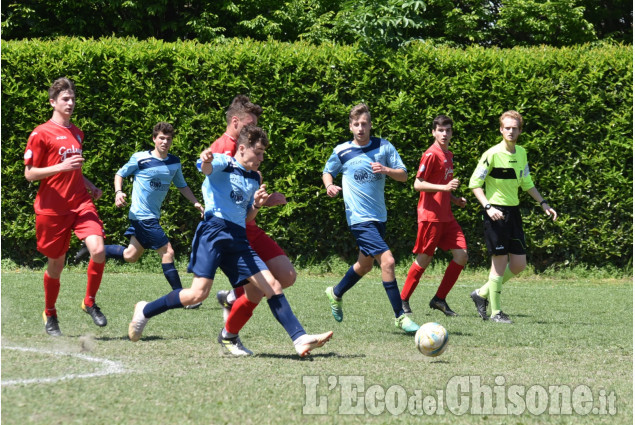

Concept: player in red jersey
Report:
left=400, top=115, right=468, bottom=317
left=211, top=95, right=297, bottom=355
left=24, top=77, right=108, bottom=336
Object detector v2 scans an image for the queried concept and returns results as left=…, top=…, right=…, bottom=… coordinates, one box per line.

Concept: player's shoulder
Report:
left=166, top=153, right=181, bottom=164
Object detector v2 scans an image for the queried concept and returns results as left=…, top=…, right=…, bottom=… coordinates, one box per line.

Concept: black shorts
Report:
left=483, top=205, right=526, bottom=256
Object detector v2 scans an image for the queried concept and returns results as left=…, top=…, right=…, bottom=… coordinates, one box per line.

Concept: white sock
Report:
left=227, top=290, right=237, bottom=304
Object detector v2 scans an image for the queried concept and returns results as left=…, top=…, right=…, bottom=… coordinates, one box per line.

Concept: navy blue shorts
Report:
left=350, top=221, right=390, bottom=257
left=187, top=217, right=267, bottom=287
left=125, top=219, right=169, bottom=250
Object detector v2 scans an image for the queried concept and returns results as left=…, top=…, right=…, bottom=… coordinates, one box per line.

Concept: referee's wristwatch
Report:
left=484, top=204, right=492, bottom=210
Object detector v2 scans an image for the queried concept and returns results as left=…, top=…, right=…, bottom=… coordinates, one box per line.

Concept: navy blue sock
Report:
left=267, top=294, right=305, bottom=341
left=142, top=289, right=183, bottom=319
left=161, top=263, right=182, bottom=290
left=333, top=265, right=363, bottom=298
left=104, top=244, right=125, bottom=260
left=383, top=280, right=405, bottom=318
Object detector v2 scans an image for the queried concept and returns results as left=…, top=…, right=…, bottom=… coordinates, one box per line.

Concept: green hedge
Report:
left=1, top=38, right=632, bottom=270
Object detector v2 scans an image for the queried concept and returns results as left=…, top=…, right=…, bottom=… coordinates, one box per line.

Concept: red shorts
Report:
left=413, top=220, right=467, bottom=256
left=246, top=223, right=286, bottom=263
left=35, top=203, right=105, bottom=258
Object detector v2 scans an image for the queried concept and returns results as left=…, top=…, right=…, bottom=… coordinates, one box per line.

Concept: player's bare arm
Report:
left=370, top=162, right=407, bottom=182
left=322, top=173, right=342, bottom=198
left=178, top=186, right=204, bottom=214
left=247, top=184, right=269, bottom=222
left=472, top=187, right=504, bottom=221
left=24, top=155, right=85, bottom=182
left=83, top=176, right=102, bottom=200
left=199, top=148, right=214, bottom=175
left=414, top=177, right=460, bottom=193
left=113, top=174, right=127, bottom=207
left=526, top=187, right=557, bottom=221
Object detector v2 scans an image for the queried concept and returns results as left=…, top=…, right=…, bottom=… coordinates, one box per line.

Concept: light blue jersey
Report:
left=117, top=151, right=188, bottom=220
left=197, top=154, right=261, bottom=228
left=323, top=137, right=406, bottom=225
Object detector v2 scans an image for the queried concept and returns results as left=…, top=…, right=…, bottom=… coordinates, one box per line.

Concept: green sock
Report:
left=488, top=275, right=504, bottom=316
left=502, top=265, right=515, bottom=284
left=478, top=282, right=489, bottom=298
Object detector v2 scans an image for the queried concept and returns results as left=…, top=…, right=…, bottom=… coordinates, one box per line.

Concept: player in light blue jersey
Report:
left=322, top=103, right=420, bottom=334
left=128, top=125, right=333, bottom=357
left=77, top=122, right=204, bottom=295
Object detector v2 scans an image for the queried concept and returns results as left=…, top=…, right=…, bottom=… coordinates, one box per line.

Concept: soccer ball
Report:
left=415, top=322, right=449, bottom=357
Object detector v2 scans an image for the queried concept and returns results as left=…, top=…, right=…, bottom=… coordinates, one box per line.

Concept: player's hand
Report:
left=89, top=186, right=103, bottom=201
left=452, top=196, right=467, bottom=208
left=487, top=207, right=504, bottom=221
left=325, top=183, right=342, bottom=198
left=445, top=178, right=460, bottom=192
left=59, top=155, right=85, bottom=172
left=193, top=201, right=204, bottom=215
left=264, top=192, right=287, bottom=207
left=199, top=148, right=214, bottom=163
left=115, top=191, right=127, bottom=208
left=542, top=203, right=558, bottom=221
left=370, top=162, right=387, bottom=174
left=253, top=184, right=270, bottom=208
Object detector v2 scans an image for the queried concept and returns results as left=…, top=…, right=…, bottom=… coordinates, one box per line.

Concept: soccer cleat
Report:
left=491, top=311, right=513, bottom=324
left=402, top=299, right=412, bottom=315
left=216, top=290, right=232, bottom=322
left=128, top=301, right=149, bottom=342
left=470, top=290, right=489, bottom=320
left=43, top=311, right=62, bottom=336
left=395, top=314, right=420, bottom=333
left=184, top=302, right=203, bottom=310
left=294, top=331, right=334, bottom=357
left=325, top=287, right=343, bottom=322
left=218, top=331, right=253, bottom=356
left=73, top=242, right=89, bottom=263
left=82, top=301, right=107, bottom=327
left=429, top=296, right=458, bottom=317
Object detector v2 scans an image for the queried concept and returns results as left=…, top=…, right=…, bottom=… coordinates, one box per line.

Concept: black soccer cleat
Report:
left=402, top=299, right=412, bottom=315
left=73, top=242, right=89, bottom=262
left=43, top=311, right=62, bottom=336
left=82, top=301, right=107, bottom=327
left=429, top=296, right=457, bottom=316
left=470, top=290, right=489, bottom=320
left=490, top=311, right=513, bottom=324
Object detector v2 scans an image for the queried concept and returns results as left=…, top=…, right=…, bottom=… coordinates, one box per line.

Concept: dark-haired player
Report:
left=128, top=125, right=332, bottom=357
left=401, top=115, right=468, bottom=317
left=24, top=77, right=108, bottom=336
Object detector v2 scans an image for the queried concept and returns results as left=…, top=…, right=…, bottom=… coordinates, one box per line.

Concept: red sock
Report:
left=225, top=295, right=259, bottom=335
left=44, top=272, right=61, bottom=316
left=435, top=260, right=464, bottom=299
left=401, top=262, right=425, bottom=301
left=84, top=259, right=105, bottom=307
left=233, top=286, right=245, bottom=299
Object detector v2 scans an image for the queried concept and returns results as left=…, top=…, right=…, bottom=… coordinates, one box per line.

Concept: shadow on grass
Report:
left=255, top=352, right=365, bottom=360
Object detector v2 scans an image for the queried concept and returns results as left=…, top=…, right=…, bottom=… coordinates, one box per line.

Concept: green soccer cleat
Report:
left=395, top=313, right=420, bottom=334
left=325, top=287, right=343, bottom=322
left=218, top=331, right=253, bottom=356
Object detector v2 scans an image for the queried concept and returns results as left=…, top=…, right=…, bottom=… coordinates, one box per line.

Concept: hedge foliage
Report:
left=1, top=38, right=632, bottom=270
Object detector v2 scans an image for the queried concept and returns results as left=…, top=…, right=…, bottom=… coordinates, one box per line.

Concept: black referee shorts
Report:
left=483, top=205, right=526, bottom=256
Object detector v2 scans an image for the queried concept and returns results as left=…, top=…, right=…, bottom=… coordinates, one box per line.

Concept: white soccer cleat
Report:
left=128, top=301, right=149, bottom=342
left=294, top=331, right=333, bottom=357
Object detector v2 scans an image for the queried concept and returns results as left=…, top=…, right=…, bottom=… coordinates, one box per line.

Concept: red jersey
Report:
left=209, top=132, right=258, bottom=227
left=416, top=143, right=455, bottom=222
left=210, top=133, right=237, bottom=155
left=24, top=120, right=92, bottom=215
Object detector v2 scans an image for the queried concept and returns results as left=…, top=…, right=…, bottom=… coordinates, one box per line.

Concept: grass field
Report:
left=1, top=267, right=632, bottom=424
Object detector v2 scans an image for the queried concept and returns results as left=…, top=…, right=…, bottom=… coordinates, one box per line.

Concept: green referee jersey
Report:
left=468, top=142, right=535, bottom=206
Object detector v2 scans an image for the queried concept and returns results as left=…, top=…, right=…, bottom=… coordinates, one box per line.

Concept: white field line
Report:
left=1, top=345, right=127, bottom=386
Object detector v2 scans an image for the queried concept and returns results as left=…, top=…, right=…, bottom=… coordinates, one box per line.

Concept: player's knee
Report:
left=279, top=269, right=297, bottom=289
left=189, top=287, right=210, bottom=303
left=381, top=256, right=395, bottom=272
left=454, top=250, right=468, bottom=266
